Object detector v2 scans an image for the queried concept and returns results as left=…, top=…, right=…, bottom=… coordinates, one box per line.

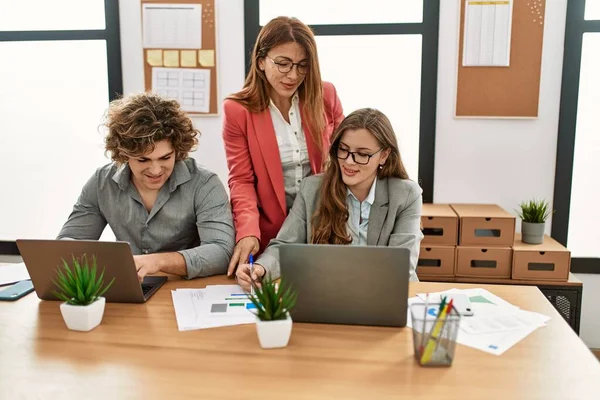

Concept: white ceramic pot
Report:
left=255, top=313, right=293, bottom=349
left=59, top=297, right=106, bottom=332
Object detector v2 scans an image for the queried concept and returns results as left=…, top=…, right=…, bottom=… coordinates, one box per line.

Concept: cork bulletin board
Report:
left=141, top=0, right=218, bottom=115
left=456, top=0, right=546, bottom=118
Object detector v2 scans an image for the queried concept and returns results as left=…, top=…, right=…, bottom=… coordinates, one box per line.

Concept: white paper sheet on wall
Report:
left=152, top=67, right=211, bottom=113
left=142, top=3, right=202, bottom=49
left=462, top=0, right=513, bottom=67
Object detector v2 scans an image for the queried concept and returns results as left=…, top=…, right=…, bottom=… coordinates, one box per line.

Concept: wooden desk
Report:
left=1, top=275, right=599, bottom=399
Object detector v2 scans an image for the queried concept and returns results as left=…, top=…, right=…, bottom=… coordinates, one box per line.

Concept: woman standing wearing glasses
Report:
left=235, top=108, right=424, bottom=291
left=222, top=16, right=344, bottom=276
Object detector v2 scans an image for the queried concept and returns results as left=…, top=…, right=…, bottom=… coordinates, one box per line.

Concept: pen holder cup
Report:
left=410, top=302, right=461, bottom=367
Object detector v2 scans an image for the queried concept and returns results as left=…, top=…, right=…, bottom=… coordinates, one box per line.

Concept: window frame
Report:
left=243, top=0, right=439, bottom=203
left=0, top=0, right=123, bottom=256
left=552, top=0, right=600, bottom=273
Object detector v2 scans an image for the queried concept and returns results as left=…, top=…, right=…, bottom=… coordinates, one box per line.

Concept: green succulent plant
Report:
left=52, top=254, right=115, bottom=306
left=517, top=199, right=553, bottom=223
left=248, top=276, right=297, bottom=321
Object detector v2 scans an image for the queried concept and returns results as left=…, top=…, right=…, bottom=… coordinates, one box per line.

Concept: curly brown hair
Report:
left=104, top=92, right=199, bottom=164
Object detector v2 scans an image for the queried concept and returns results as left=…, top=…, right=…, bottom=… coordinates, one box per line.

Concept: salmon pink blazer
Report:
left=222, top=82, right=344, bottom=253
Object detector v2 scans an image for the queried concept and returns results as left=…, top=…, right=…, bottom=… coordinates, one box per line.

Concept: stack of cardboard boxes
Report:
left=418, top=204, right=571, bottom=282
left=418, top=204, right=459, bottom=279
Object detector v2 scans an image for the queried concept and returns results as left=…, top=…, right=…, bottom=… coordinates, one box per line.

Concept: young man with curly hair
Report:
left=58, top=93, right=234, bottom=280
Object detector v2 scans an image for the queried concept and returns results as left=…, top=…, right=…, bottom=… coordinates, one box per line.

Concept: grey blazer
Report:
left=256, top=174, right=424, bottom=282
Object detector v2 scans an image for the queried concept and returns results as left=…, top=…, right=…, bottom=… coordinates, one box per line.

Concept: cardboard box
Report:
left=456, top=246, right=512, bottom=278
left=417, top=245, right=456, bottom=277
left=512, top=234, right=571, bottom=281
left=417, top=275, right=454, bottom=283
left=421, top=204, right=459, bottom=245
left=451, top=204, right=515, bottom=247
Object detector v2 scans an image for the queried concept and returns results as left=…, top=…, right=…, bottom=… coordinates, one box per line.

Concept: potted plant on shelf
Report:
left=52, top=254, right=115, bottom=332
left=517, top=199, right=552, bottom=244
left=248, top=276, right=297, bottom=349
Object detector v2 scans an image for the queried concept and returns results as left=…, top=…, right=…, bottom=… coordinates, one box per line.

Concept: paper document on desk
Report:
left=409, top=288, right=551, bottom=356
left=460, top=309, right=549, bottom=335
left=171, top=284, right=256, bottom=331
left=0, top=263, right=30, bottom=286
left=417, top=288, right=519, bottom=315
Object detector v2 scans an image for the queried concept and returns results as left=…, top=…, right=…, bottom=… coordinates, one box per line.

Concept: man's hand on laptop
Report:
left=236, top=263, right=265, bottom=293
left=134, top=254, right=163, bottom=282
left=134, top=253, right=187, bottom=281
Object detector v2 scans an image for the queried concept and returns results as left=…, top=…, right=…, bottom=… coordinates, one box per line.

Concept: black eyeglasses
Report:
left=335, top=147, right=383, bottom=165
left=266, top=56, right=309, bottom=75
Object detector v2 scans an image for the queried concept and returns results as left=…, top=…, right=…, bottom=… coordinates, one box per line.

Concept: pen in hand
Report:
left=249, top=254, right=255, bottom=296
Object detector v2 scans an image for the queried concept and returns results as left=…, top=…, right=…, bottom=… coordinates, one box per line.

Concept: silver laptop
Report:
left=280, top=244, right=410, bottom=327
left=16, top=239, right=167, bottom=303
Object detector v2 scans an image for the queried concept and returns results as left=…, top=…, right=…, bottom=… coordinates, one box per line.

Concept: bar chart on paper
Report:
left=171, top=285, right=256, bottom=331
left=462, top=0, right=514, bottom=67
left=207, top=286, right=257, bottom=314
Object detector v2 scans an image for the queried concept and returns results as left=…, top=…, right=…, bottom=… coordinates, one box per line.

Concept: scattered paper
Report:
left=181, top=50, right=197, bottom=67
left=417, top=288, right=519, bottom=315
left=0, top=263, right=30, bottom=286
left=143, top=4, right=202, bottom=49
left=152, top=67, right=210, bottom=113
left=409, top=288, right=550, bottom=356
left=163, top=50, right=180, bottom=67
left=146, top=49, right=163, bottom=67
left=198, top=49, right=215, bottom=67
left=460, top=309, right=547, bottom=335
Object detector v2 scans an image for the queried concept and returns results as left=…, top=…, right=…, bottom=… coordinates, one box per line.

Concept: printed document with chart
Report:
left=171, top=285, right=256, bottom=331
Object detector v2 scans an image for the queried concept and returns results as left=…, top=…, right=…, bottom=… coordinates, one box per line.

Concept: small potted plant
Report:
left=517, top=199, right=552, bottom=244
left=248, top=276, right=297, bottom=349
left=52, top=254, right=115, bottom=332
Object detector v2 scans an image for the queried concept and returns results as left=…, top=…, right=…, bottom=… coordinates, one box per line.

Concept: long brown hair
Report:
left=227, top=16, right=325, bottom=149
left=311, top=108, right=409, bottom=244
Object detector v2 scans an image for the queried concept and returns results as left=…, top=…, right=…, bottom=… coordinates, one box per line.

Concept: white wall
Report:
left=434, top=0, right=566, bottom=236
left=118, top=0, right=245, bottom=188
left=575, top=274, right=600, bottom=348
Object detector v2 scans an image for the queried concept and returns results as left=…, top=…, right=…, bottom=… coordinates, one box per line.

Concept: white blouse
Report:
left=268, top=94, right=312, bottom=210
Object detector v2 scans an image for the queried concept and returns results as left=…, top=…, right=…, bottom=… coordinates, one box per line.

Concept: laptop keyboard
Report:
left=141, top=284, right=153, bottom=295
